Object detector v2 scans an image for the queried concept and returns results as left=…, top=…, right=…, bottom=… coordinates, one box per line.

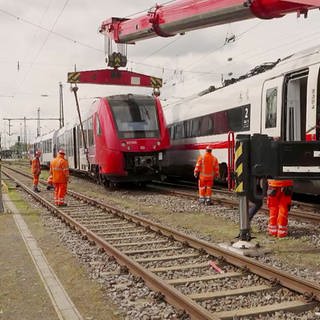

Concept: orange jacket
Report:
left=50, top=154, right=69, bottom=184
left=31, top=157, right=41, bottom=176
left=268, top=179, right=293, bottom=188
left=194, top=152, right=219, bottom=179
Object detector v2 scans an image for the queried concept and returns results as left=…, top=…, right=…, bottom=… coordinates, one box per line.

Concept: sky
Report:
left=0, top=0, right=320, bottom=148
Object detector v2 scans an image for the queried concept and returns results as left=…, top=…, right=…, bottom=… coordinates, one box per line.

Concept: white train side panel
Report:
left=162, top=46, right=320, bottom=194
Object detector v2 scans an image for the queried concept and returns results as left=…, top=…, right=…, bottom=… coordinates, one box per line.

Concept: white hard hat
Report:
left=58, top=149, right=65, bottom=154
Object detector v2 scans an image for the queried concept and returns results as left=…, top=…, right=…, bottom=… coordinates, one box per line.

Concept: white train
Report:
left=162, top=45, right=320, bottom=195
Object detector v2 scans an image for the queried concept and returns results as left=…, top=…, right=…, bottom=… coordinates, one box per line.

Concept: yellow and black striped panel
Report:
left=235, top=142, right=244, bottom=193
left=150, top=77, right=162, bottom=88
left=67, top=72, right=80, bottom=83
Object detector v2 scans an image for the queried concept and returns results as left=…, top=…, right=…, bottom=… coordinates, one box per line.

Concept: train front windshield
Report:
left=109, top=96, right=160, bottom=139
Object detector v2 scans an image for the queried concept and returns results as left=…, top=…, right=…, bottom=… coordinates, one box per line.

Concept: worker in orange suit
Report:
left=31, top=150, right=41, bottom=192
left=267, top=179, right=293, bottom=238
left=194, top=146, right=219, bottom=205
left=50, top=149, right=69, bottom=206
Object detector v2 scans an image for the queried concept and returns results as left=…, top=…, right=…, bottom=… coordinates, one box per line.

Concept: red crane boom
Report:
left=100, top=0, right=319, bottom=43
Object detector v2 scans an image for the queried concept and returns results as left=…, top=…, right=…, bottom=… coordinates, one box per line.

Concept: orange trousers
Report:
left=198, top=178, right=213, bottom=199
left=267, top=187, right=292, bottom=237
left=53, top=183, right=67, bottom=205
left=33, top=175, right=39, bottom=186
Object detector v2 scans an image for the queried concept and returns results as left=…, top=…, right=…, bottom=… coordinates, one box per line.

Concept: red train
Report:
left=34, top=94, right=170, bottom=186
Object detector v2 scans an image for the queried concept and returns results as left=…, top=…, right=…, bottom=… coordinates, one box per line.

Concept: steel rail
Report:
left=3, top=169, right=219, bottom=320
left=4, top=167, right=320, bottom=309
left=147, top=184, right=320, bottom=224
left=68, top=188, right=320, bottom=301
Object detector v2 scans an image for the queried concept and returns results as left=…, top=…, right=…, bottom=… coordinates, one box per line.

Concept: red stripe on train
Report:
left=306, top=133, right=317, bottom=141
left=170, top=141, right=229, bottom=150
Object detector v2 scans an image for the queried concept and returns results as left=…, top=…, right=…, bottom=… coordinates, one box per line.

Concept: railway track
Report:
left=3, top=166, right=320, bottom=319
left=147, top=180, right=320, bottom=224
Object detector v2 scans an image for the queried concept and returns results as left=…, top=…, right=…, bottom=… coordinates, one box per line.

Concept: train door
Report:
left=76, top=125, right=81, bottom=170
left=261, top=77, right=283, bottom=137
left=73, top=127, right=78, bottom=169
left=317, top=66, right=320, bottom=140
left=305, top=64, right=320, bottom=141
left=281, top=69, right=308, bottom=141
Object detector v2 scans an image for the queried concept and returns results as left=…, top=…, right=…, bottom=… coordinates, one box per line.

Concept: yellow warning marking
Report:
left=236, top=163, right=243, bottom=177
left=235, top=143, right=242, bottom=160
left=235, top=181, right=243, bottom=193
left=114, top=55, right=121, bottom=67
left=151, top=77, right=162, bottom=88
left=67, top=72, right=80, bottom=83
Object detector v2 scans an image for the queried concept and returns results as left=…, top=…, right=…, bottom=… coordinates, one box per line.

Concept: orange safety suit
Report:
left=267, top=179, right=293, bottom=238
left=194, top=151, right=219, bottom=204
left=50, top=154, right=69, bottom=206
left=31, top=156, right=41, bottom=191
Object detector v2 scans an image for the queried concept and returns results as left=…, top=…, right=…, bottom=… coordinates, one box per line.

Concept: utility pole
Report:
left=6, top=119, right=13, bottom=136
left=23, top=116, right=27, bottom=146
left=59, top=82, right=64, bottom=128
left=37, top=108, right=40, bottom=137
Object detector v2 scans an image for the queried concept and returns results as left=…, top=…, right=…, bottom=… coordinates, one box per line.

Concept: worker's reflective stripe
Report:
left=200, top=172, right=213, bottom=178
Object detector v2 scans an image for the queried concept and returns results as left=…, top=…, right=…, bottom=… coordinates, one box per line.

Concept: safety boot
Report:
left=205, top=199, right=212, bottom=206
left=59, top=203, right=67, bottom=207
left=33, top=186, right=40, bottom=193
left=198, top=198, right=205, bottom=204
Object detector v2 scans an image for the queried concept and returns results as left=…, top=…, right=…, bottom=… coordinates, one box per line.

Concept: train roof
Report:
left=164, top=44, right=320, bottom=115
left=33, top=130, right=56, bottom=143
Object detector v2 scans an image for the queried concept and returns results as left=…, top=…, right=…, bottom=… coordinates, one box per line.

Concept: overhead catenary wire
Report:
left=13, top=0, right=71, bottom=95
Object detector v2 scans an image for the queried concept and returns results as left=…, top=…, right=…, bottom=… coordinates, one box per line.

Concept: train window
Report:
left=77, top=125, right=83, bottom=148
left=109, top=96, right=160, bottom=138
left=82, top=120, right=89, bottom=146
left=265, top=87, right=277, bottom=128
left=87, top=117, right=94, bottom=146
left=95, top=113, right=102, bottom=136
left=199, top=115, right=213, bottom=136
left=66, top=130, right=74, bottom=156
left=184, top=120, right=192, bottom=138
left=191, top=118, right=201, bottom=137
left=317, top=67, right=320, bottom=140
left=227, top=105, right=250, bottom=131
left=174, top=122, right=184, bottom=139
left=168, top=126, right=174, bottom=140
left=171, top=104, right=250, bottom=140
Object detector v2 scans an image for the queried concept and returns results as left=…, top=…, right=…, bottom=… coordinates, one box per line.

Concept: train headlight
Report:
left=156, top=141, right=161, bottom=146
left=121, top=142, right=127, bottom=147
left=127, top=146, right=131, bottom=151
left=153, top=88, right=160, bottom=97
